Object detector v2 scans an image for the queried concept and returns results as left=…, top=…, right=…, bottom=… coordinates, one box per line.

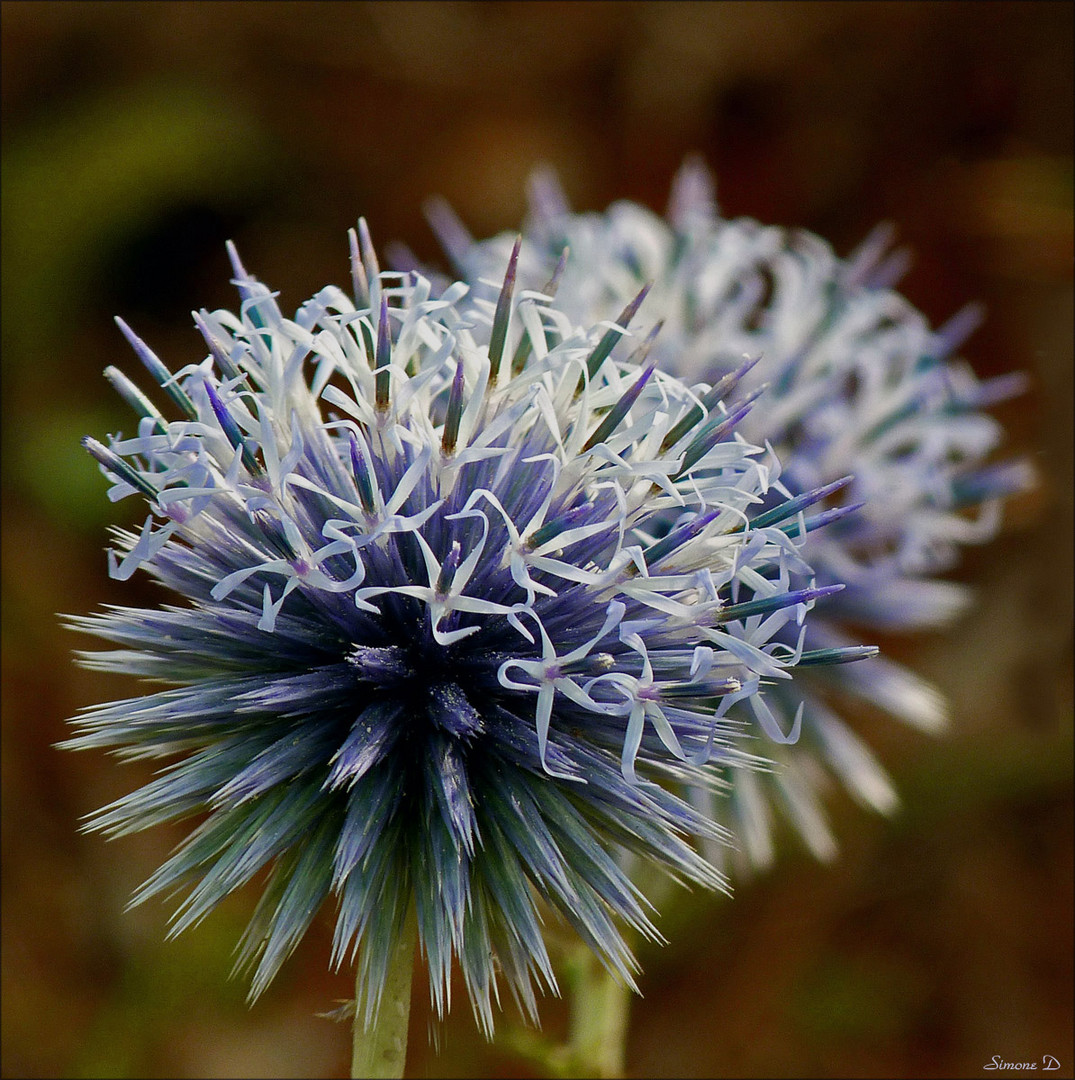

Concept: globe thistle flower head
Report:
left=428, top=161, right=1033, bottom=868
left=65, top=223, right=870, bottom=1032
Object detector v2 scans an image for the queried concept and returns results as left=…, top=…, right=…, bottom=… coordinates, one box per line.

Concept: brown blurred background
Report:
left=2, top=2, right=1072, bottom=1077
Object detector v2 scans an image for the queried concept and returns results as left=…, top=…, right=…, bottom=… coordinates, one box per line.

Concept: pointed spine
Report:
left=797, top=645, right=880, bottom=666
left=204, top=379, right=261, bottom=474
left=349, top=227, right=369, bottom=307
left=442, top=362, right=466, bottom=456
left=488, top=237, right=521, bottom=387
left=585, top=283, right=652, bottom=381
left=103, top=367, right=167, bottom=435
left=115, top=317, right=198, bottom=420
left=643, top=508, right=721, bottom=567
left=748, top=476, right=854, bottom=531
left=348, top=433, right=377, bottom=514
left=375, top=297, right=391, bottom=413
left=777, top=501, right=865, bottom=537
left=193, top=312, right=245, bottom=385
left=582, top=324, right=662, bottom=452
left=82, top=436, right=160, bottom=501
left=715, top=584, right=844, bottom=623
left=672, top=397, right=756, bottom=479
left=659, top=355, right=762, bottom=455
left=511, top=246, right=568, bottom=377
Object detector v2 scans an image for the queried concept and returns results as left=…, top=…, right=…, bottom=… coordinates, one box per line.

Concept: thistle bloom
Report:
left=65, top=225, right=871, bottom=1031
left=428, top=160, right=1033, bottom=868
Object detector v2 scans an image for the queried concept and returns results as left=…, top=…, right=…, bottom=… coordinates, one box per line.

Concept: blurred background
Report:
left=2, top=2, right=1071, bottom=1077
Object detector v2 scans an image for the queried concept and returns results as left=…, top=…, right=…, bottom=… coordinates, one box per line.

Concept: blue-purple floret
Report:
left=65, top=225, right=872, bottom=1033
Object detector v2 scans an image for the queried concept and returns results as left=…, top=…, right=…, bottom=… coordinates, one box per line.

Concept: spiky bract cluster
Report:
left=429, top=161, right=1032, bottom=866
left=66, top=227, right=867, bottom=1030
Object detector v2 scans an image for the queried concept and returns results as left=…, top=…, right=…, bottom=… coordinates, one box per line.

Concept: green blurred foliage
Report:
left=2, top=79, right=276, bottom=531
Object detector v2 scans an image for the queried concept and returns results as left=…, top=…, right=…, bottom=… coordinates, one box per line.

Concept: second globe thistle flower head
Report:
left=431, top=162, right=1033, bottom=629
left=65, top=222, right=871, bottom=1033
left=428, top=161, right=1033, bottom=869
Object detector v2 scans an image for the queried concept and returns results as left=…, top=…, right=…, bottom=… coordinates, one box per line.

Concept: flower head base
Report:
left=429, top=161, right=1033, bottom=868
left=66, top=225, right=869, bottom=1031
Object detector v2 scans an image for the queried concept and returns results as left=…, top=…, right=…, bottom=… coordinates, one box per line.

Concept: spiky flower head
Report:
left=428, top=160, right=1033, bottom=868
left=64, top=223, right=871, bottom=1031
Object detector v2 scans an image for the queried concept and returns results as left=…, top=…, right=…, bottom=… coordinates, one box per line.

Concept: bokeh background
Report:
left=2, top=2, right=1072, bottom=1077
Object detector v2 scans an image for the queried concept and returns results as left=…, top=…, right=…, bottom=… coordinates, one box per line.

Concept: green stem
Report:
left=563, top=856, right=684, bottom=1078
left=566, top=947, right=631, bottom=1079
left=351, top=904, right=417, bottom=1080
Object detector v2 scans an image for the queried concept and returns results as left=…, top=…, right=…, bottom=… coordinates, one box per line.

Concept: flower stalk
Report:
left=352, top=903, right=417, bottom=1080
left=565, top=946, right=630, bottom=1079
